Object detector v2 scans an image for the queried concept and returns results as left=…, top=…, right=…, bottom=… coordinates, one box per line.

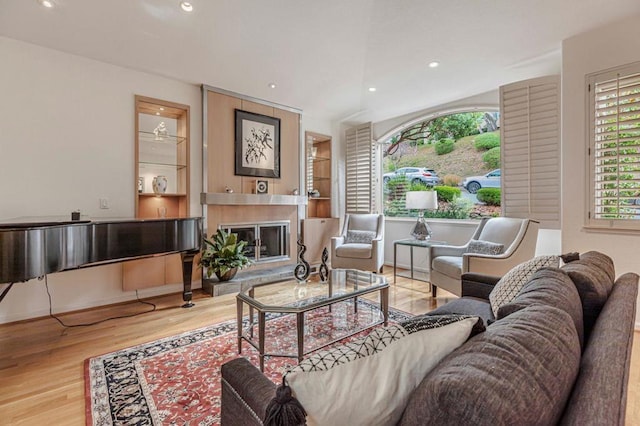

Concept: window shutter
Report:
left=345, top=123, right=375, bottom=214
left=500, top=75, right=561, bottom=228
left=588, top=63, right=640, bottom=227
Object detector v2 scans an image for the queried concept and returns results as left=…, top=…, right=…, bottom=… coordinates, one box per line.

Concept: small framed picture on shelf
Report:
left=137, top=176, right=144, bottom=193
left=235, top=109, right=281, bottom=178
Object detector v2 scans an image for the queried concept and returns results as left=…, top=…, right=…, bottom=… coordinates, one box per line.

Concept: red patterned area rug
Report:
left=85, top=299, right=411, bottom=426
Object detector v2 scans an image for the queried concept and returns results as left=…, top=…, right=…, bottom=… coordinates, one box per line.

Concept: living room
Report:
left=1, top=1, right=640, bottom=424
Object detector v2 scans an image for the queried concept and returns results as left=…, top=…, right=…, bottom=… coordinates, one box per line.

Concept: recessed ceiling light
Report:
left=368, top=87, right=377, bottom=92
left=155, top=112, right=160, bottom=116
left=39, top=0, right=54, bottom=8
left=159, top=107, right=165, bottom=111
left=268, top=83, right=277, bottom=89
left=180, top=2, right=193, bottom=12
left=428, top=61, right=440, bottom=68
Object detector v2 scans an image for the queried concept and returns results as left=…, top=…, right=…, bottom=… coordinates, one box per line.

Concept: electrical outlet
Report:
left=99, top=198, right=109, bottom=209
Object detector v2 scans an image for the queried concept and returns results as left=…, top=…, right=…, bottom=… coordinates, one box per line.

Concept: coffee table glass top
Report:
left=238, top=268, right=387, bottom=312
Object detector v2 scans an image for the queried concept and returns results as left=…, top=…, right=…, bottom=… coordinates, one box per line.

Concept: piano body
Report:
left=0, top=217, right=202, bottom=307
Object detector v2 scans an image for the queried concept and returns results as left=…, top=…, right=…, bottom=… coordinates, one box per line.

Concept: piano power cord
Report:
left=43, top=275, right=157, bottom=328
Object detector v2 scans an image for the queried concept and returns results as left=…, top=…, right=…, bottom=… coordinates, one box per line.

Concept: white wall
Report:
left=0, top=37, right=202, bottom=323
left=561, top=14, right=640, bottom=327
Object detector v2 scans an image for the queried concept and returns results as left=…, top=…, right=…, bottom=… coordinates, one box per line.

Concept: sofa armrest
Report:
left=461, top=272, right=501, bottom=300
left=221, top=357, right=276, bottom=426
left=331, top=235, right=345, bottom=251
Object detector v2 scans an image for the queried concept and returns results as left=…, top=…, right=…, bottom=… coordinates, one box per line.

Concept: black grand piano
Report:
left=0, top=216, right=202, bottom=307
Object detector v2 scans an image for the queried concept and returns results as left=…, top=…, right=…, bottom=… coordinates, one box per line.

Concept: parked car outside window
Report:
left=383, top=167, right=440, bottom=186
left=462, top=169, right=501, bottom=193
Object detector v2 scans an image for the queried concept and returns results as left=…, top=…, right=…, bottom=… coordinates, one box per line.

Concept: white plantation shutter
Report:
left=345, top=123, right=376, bottom=214
left=588, top=63, right=640, bottom=229
left=500, top=75, right=561, bottom=228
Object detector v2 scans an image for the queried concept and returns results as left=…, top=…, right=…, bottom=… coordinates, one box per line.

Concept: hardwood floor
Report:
left=0, top=271, right=637, bottom=425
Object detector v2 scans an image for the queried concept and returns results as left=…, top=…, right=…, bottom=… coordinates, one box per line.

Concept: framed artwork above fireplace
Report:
left=234, top=109, right=281, bottom=178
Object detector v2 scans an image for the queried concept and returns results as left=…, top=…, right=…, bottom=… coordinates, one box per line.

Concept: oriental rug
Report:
left=85, top=299, right=411, bottom=426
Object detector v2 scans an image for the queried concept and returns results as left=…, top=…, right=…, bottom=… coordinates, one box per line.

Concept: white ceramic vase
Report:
left=152, top=175, right=168, bottom=194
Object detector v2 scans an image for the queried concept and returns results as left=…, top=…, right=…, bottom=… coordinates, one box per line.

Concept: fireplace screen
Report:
left=219, top=221, right=289, bottom=263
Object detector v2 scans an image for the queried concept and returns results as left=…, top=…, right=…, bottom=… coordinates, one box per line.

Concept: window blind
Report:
left=589, top=64, right=640, bottom=226
left=345, top=122, right=376, bottom=214
left=500, top=75, right=561, bottom=228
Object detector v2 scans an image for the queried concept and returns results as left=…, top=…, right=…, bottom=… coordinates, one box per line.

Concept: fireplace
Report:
left=219, top=221, right=290, bottom=263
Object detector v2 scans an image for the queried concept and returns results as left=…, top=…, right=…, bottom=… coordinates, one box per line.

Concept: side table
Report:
left=393, top=238, right=446, bottom=287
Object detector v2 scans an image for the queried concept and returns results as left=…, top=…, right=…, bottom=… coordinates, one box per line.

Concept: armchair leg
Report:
left=432, top=285, right=437, bottom=297
left=379, top=266, right=384, bottom=273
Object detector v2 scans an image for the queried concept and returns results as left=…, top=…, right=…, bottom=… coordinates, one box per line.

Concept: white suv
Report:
left=462, top=169, right=501, bottom=193
left=383, top=167, right=440, bottom=186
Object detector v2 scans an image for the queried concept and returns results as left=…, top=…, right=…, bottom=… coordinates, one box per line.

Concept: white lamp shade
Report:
left=405, top=190, right=438, bottom=210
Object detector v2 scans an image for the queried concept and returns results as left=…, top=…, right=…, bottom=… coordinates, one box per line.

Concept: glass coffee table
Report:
left=236, top=269, right=389, bottom=371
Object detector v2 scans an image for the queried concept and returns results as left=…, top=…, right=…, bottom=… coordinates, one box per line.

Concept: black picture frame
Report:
left=235, top=109, right=281, bottom=178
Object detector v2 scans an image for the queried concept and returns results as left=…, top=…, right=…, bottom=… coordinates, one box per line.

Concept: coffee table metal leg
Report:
left=381, top=286, right=389, bottom=326
left=297, top=312, right=304, bottom=363
left=258, top=311, right=266, bottom=372
left=249, top=289, right=255, bottom=338
left=236, top=297, right=243, bottom=354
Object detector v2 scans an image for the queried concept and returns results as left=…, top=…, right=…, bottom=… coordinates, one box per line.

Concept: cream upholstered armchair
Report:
left=429, top=217, right=539, bottom=297
left=331, top=214, right=384, bottom=273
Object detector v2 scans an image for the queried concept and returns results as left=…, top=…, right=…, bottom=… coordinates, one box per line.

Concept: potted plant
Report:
left=199, top=229, right=251, bottom=281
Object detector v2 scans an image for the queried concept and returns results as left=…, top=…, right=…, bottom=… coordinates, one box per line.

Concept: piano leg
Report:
left=181, top=250, right=198, bottom=308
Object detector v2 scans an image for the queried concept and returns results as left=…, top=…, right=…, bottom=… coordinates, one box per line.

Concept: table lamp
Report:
left=405, top=190, right=438, bottom=240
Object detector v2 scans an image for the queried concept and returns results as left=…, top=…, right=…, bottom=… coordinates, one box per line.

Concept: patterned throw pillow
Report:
left=466, top=239, right=504, bottom=255
left=284, top=315, right=481, bottom=425
left=344, top=229, right=376, bottom=244
left=489, top=255, right=560, bottom=317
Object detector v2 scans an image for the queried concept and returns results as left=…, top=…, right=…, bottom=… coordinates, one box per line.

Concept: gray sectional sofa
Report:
left=220, top=251, right=638, bottom=425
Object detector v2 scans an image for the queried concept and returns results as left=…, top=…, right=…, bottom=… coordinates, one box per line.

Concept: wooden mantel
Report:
left=200, top=192, right=307, bottom=206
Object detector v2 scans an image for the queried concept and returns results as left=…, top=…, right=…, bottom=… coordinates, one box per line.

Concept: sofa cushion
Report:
left=344, top=229, right=376, bottom=244
left=399, top=305, right=581, bottom=426
left=489, top=255, right=560, bottom=317
left=334, top=243, right=371, bottom=259
left=465, top=239, right=504, bottom=255
left=426, top=297, right=494, bottom=326
left=285, top=315, right=481, bottom=426
left=497, top=267, right=584, bottom=349
left=431, top=256, right=463, bottom=279
left=561, top=251, right=615, bottom=341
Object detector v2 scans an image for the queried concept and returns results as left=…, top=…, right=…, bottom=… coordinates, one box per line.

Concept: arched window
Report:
left=380, top=110, right=501, bottom=220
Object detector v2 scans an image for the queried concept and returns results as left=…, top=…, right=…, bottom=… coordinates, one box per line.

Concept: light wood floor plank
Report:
left=0, top=270, right=637, bottom=425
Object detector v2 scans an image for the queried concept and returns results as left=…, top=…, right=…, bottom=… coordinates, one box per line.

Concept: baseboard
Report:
left=0, top=281, right=202, bottom=325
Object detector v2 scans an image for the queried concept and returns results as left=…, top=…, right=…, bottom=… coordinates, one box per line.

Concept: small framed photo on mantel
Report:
left=235, top=109, right=281, bottom=178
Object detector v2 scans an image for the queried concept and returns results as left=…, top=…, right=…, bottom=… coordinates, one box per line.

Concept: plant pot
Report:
left=215, top=267, right=238, bottom=282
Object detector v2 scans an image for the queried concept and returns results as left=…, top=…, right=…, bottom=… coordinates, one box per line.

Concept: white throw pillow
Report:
left=344, top=229, right=376, bottom=244
left=489, top=255, right=560, bottom=317
left=466, top=239, right=504, bottom=255
left=284, top=315, right=480, bottom=426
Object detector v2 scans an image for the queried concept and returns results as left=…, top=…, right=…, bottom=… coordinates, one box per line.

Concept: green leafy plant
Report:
left=474, top=132, right=500, bottom=151
left=482, top=146, right=501, bottom=169
left=199, top=229, right=251, bottom=279
left=435, top=138, right=455, bottom=155
left=407, top=181, right=432, bottom=191
left=435, top=185, right=461, bottom=202
left=477, top=188, right=501, bottom=206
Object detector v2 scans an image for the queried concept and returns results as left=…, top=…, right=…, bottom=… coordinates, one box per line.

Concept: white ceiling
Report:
left=2, top=0, right=640, bottom=124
